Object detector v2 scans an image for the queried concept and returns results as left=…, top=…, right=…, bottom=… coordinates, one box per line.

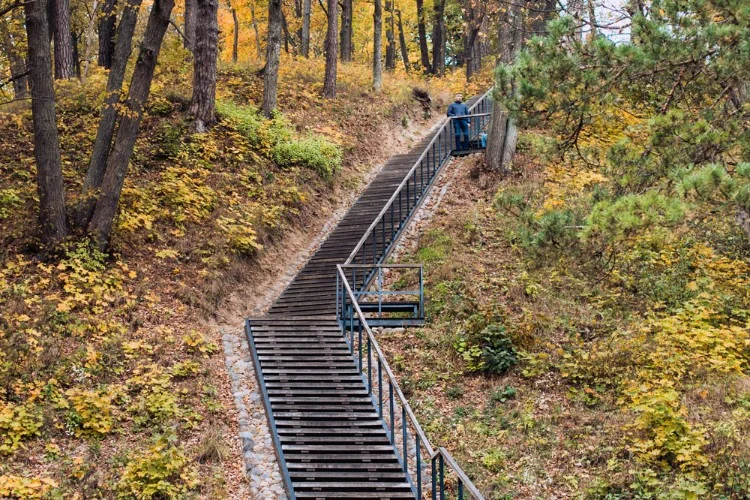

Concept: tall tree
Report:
left=227, top=0, right=239, bottom=63
left=88, top=0, right=175, bottom=246
left=262, top=0, right=282, bottom=116
left=385, top=0, right=395, bottom=70
left=463, top=0, right=487, bottom=81
left=184, top=0, right=197, bottom=50
left=322, top=0, right=338, bottom=98
left=397, top=9, right=409, bottom=71
left=415, top=0, right=431, bottom=73
left=76, top=0, right=143, bottom=228
left=81, top=0, right=100, bottom=79
left=190, top=0, right=218, bottom=132
left=53, top=0, right=76, bottom=78
left=340, top=0, right=353, bottom=62
left=300, top=0, right=311, bottom=57
left=431, top=0, right=445, bottom=76
left=97, top=0, right=117, bottom=67
left=373, top=0, right=383, bottom=91
left=0, top=10, right=28, bottom=99
left=250, top=0, right=262, bottom=59
left=24, top=0, right=69, bottom=243
left=486, top=0, right=524, bottom=172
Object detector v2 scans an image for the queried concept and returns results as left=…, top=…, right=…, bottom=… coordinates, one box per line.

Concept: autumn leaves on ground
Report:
left=0, top=54, right=469, bottom=496
left=2, top=0, right=750, bottom=496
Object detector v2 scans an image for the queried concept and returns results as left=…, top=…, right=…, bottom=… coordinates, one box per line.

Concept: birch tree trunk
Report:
left=88, top=0, right=175, bottom=247
left=373, top=0, right=383, bottom=91
left=385, top=0, right=395, bottom=70
left=81, top=0, right=99, bottom=79
left=262, top=0, right=282, bottom=116
left=25, top=0, right=69, bottom=243
left=322, top=0, right=338, bottom=98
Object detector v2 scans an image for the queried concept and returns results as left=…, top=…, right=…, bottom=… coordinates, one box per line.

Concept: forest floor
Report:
left=380, top=122, right=750, bottom=498
left=0, top=49, right=490, bottom=497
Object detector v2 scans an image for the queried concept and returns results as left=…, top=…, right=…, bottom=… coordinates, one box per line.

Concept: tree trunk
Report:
left=322, top=0, right=338, bottom=98
left=184, top=0, right=197, bottom=50
left=385, top=0, right=395, bottom=70
left=486, top=0, right=523, bottom=173
left=72, top=30, right=81, bottom=77
left=415, top=0, right=431, bottom=73
left=281, top=10, right=295, bottom=53
left=431, top=0, right=445, bottom=76
left=98, top=0, right=117, bottom=67
left=250, top=0, right=262, bottom=59
left=301, top=0, right=311, bottom=57
left=586, top=0, right=597, bottom=41
left=0, top=11, right=29, bottom=99
left=53, top=0, right=75, bottom=78
left=340, top=0, right=352, bottom=62
left=373, top=0, right=383, bottom=91
left=231, top=7, right=239, bottom=62
left=397, top=9, right=409, bottom=71
left=190, top=0, right=218, bottom=132
left=568, top=0, right=584, bottom=41
left=25, top=0, right=69, bottom=243
left=262, top=0, right=282, bottom=116
left=75, top=0, right=143, bottom=229
left=82, top=0, right=99, bottom=79
left=88, top=0, right=175, bottom=247
left=529, top=0, right=556, bottom=37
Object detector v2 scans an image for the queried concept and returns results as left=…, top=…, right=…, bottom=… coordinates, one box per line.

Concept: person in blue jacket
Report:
left=447, top=93, right=470, bottom=150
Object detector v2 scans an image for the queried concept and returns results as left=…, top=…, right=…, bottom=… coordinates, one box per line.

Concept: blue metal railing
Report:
left=336, top=265, right=484, bottom=499
left=344, top=89, right=494, bottom=294
left=337, top=264, right=425, bottom=327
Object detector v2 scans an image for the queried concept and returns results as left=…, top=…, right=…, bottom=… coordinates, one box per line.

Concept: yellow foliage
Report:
left=64, top=388, right=115, bottom=437
left=0, top=475, right=57, bottom=498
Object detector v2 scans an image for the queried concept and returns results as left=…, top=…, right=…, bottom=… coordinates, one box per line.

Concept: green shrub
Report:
left=216, top=100, right=263, bottom=145
left=518, top=209, right=580, bottom=251
left=272, top=137, right=342, bottom=180
left=455, top=323, right=518, bottom=375
left=117, top=437, right=199, bottom=498
left=0, top=189, right=22, bottom=220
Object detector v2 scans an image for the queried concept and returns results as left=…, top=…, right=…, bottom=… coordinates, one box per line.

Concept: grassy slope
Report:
left=0, top=43, right=490, bottom=497
left=381, top=118, right=750, bottom=498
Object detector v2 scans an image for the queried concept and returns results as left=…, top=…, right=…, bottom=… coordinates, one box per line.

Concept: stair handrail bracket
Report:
left=336, top=264, right=485, bottom=499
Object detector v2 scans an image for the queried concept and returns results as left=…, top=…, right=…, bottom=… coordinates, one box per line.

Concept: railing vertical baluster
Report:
left=431, top=456, right=437, bottom=500
left=367, top=335, right=372, bottom=391
left=459, top=480, right=465, bottom=500
left=378, top=358, right=383, bottom=417
left=389, top=383, right=395, bottom=442
left=416, top=437, right=422, bottom=499
left=358, top=321, right=363, bottom=371
left=439, top=454, right=445, bottom=500
left=402, top=406, right=408, bottom=474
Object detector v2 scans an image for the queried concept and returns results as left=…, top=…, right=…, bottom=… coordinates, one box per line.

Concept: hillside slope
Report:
left=0, top=53, right=488, bottom=497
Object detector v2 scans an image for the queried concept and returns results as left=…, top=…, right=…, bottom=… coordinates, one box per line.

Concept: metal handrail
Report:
left=336, top=264, right=485, bottom=499
left=338, top=263, right=424, bottom=320
left=344, top=89, right=494, bottom=271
